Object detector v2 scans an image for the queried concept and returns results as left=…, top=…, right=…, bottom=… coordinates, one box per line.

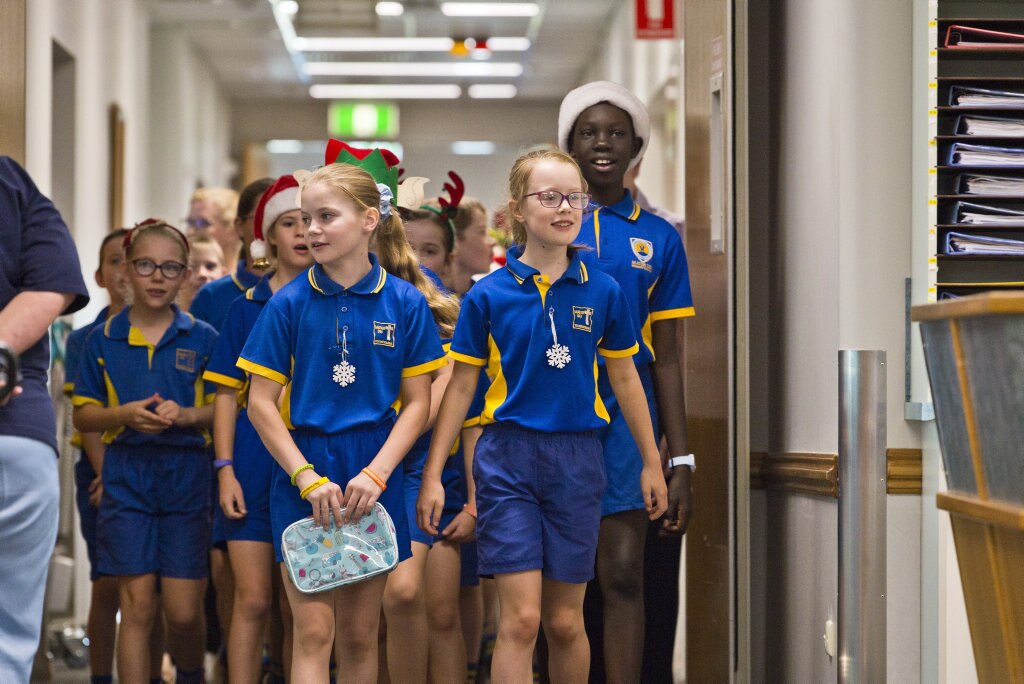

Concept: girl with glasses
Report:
left=72, top=220, right=219, bottom=684
left=418, top=147, right=667, bottom=681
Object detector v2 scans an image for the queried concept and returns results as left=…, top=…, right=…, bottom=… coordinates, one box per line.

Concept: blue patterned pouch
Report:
left=281, top=503, right=398, bottom=594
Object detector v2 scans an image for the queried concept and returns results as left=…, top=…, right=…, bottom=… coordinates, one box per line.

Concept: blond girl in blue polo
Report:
left=238, top=148, right=446, bottom=682
left=73, top=220, right=218, bottom=684
left=418, top=147, right=667, bottom=681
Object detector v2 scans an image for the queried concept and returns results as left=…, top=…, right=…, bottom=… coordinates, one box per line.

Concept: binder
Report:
left=952, top=201, right=1024, bottom=225
left=946, top=232, right=1024, bottom=255
left=955, top=173, right=1024, bottom=195
left=945, top=24, right=1024, bottom=48
left=950, top=85, right=1024, bottom=107
left=949, top=142, right=1024, bottom=166
left=954, top=114, right=1024, bottom=136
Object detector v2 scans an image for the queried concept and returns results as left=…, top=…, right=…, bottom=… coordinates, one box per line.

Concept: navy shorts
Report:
left=97, top=443, right=212, bottom=579
left=597, top=364, right=659, bottom=517
left=221, top=411, right=274, bottom=544
left=473, top=423, right=605, bottom=584
left=403, top=432, right=467, bottom=547
left=460, top=541, right=479, bottom=587
left=271, top=423, right=412, bottom=564
left=74, top=456, right=103, bottom=581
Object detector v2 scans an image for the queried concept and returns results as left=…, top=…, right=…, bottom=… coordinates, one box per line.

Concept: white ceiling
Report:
left=147, top=0, right=622, bottom=100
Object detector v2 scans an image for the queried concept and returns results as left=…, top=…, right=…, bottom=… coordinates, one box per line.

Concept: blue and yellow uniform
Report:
left=237, top=256, right=446, bottom=563
left=576, top=190, right=695, bottom=516
left=72, top=306, right=218, bottom=578
left=457, top=373, right=489, bottom=587
left=190, top=260, right=261, bottom=331
left=203, top=275, right=279, bottom=543
left=448, top=245, right=637, bottom=583
left=64, top=308, right=109, bottom=581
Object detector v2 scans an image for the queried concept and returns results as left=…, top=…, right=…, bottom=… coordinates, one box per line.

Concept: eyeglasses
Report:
left=185, top=216, right=211, bottom=230
left=131, top=258, right=187, bottom=279
left=523, top=191, right=591, bottom=210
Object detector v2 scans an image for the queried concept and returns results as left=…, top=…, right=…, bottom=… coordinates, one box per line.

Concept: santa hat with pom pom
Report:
left=251, top=174, right=300, bottom=269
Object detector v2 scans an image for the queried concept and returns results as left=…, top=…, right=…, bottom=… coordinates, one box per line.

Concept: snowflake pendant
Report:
left=332, top=360, right=356, bottom=387
left=546, top=344, right=572, bottom=369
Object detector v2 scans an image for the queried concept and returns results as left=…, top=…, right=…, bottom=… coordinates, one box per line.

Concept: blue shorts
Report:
left=271, top=423, right=412, bottom=564
left=403, top=432, right=468, bottom=547
left=97, top=443, right=212, bottom=579
left=74, top=456, right=103, bottom=581
left=460, top=541, right=479, bottom=586
left=473, top=423, right=605, bottom=584
left=597, top=364, right=659, bottom=517
left=221, top=412, right=274, bottom=544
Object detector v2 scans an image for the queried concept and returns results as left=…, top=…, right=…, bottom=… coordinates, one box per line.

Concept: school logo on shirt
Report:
left=572, top=306, right=594, bottom=333
left=373, top=321, right=396, bottom=347
left=175, top=348, right=197, bottom=373
left=629, top=238, right=654, bottom=272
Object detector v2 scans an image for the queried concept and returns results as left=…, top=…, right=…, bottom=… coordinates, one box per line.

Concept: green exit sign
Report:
left=328, top=103, right=400, bottom=139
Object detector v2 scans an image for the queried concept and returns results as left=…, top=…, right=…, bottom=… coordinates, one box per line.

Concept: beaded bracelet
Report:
left=290, top=463, right=315, bottom=486
left=299, top=476, right=329, bottom=501
left=361, top=467, right=387, bottom=492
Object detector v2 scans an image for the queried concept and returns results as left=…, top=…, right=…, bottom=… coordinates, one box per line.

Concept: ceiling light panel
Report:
left=304, top=61, right=523, bottom=77
left=441, top=3, right=540, bottom=17
left=292, top=37, right=530, bottom=52
left=467, top=84, right=517, bottom=98
left=375, top=1, right=404, bottom=15
left=309, top=84, right=462, bottom=99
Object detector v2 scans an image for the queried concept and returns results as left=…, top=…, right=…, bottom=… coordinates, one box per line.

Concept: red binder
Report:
left=945, top=25, right=1024, bottom=48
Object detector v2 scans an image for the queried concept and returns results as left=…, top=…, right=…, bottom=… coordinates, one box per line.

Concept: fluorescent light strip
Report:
left=452, top=141, right=497, bottom=155
left=468, top=84, right=518, bottom=98
left=441, top=3, right=539, bottom=17
left=375, top=1, right=404, bottom=16
left=304, top=61, right=523, bottom=77
left=292, top=36, right=530, bottom=52
left=309, top=84, right=462, bottom=99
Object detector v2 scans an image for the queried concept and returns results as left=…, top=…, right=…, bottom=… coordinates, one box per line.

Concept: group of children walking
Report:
left=65, top=80, right=695, bottom=684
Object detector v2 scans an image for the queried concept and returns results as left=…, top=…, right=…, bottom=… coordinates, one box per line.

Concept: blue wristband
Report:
left=213, top=459, right=234, bottom=471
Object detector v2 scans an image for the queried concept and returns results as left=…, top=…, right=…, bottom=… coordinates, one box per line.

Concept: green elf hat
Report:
left=324, top=139, right=400, bottom=200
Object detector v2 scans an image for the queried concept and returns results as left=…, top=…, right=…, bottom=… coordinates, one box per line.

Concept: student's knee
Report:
left=163, top=600, right=203, bottom=633
left=383, top=573, right=422, bottom=615
left=120, top=589, right=157, bottom=627
left=235, top=584, right=272, bottom=622
left=542, top=607, right=585, bottom=647
left=499, top=604, right=541, bottom=646
left=427, top=596, right=460, bottom=632
left=293, top=612, right=335, bottom=655
left=599, top=546, right=644, bottom=599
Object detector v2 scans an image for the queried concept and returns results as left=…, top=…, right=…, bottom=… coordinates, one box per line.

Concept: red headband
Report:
left=123, top=219, right=190, bottom=255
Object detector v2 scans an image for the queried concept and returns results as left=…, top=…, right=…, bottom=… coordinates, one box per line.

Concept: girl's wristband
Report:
left=361, top=467, right=387, bottom=492
left=462, top=502, right=477, bottom=519
left=290, top=463, right=315, bottom=486
left=213, top=459, right=233, bottom=471
left=299, top=476, right=329, bottom=501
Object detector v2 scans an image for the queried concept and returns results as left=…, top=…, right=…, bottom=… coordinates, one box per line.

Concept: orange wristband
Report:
left=463, top=502, right=477, bottom=518
left=361, top=467, right=387, bottom=492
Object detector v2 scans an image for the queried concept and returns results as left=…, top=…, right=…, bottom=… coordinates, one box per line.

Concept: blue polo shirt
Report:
left=190, top=260, right=262, bottom=331
left=237, top=255, right=447, bottom=434
left=448, top=246, right=638, bottom=433
left=72, top=305, right=218, bottom=448
left=0, top=157, right=90, bottom=452
left=64, top=307, right=109, bottom=397
left=203, top=275, right=275, bottom=403
left=576, top=190, right=694, bottom=365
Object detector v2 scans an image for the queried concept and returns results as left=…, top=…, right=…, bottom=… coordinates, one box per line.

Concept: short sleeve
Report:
left=63, top=327, right=88, bottom=395
left=71, top=328, right=107, bottom=407
left=237, top=299, right=292, bottom=385
left=448, top=290, right=490, bottom=367
left=204, top=299, right=249, bottom=389
left=649, top=229, right=695, bottom=321
left=597, top=282, right=640, bottom=358
left=400, top=291, right=447, bottom=378
left=3, top=158, right=90, bottom=314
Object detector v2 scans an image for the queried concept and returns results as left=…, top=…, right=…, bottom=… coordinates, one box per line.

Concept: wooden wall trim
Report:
left=751, top=452, right=839, bottom=497
left=887, top=448, right=923, bottom=495
left=0, top=0, right=26, bottom=163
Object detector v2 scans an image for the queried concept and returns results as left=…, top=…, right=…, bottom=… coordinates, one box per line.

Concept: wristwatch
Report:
left=668, top=454, right=696, bottom=471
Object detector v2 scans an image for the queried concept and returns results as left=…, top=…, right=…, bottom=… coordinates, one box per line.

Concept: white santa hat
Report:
left=250, top=174, right=300, bottom=265
left=557, top=80, right=650, bottom=169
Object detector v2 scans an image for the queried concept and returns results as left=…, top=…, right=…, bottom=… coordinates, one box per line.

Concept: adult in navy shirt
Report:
left=190, top=177, right=273, bottom=331
left=0, top=156, right=89, bottom=681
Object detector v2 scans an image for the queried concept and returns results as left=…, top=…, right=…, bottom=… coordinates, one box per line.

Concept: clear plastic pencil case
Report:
left=281, top=502, right=398, bottom=594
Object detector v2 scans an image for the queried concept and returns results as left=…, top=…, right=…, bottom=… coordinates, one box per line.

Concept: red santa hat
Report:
left=251, top=174, right=300, bottom=268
